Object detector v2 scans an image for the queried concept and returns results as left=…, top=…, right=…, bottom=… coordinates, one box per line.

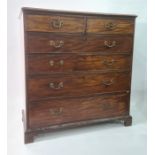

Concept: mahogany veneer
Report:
left=21, top=7, right=136, bottom=143
left=26, top=33, right=133, bottom=53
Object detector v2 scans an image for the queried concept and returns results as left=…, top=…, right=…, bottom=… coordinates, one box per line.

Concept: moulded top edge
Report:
left=21, top=7, right=137, bottom=18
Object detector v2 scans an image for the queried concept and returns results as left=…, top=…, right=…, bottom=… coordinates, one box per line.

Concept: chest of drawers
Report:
left=21, top=7, right=136, bottom=143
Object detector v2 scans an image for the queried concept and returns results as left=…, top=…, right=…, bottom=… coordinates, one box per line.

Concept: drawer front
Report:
left=25, top=15, right=85, bottom=33
left=28, top=72, right=130, bottom=101
left=87, top=18, right=134, bottom=34
left=26, top=33, right=133, bottom=53
left=28, top=54, right=131, bottom=74
left=28, top=93, right=129, bottom=129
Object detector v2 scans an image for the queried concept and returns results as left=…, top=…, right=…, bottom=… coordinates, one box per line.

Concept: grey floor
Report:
left=8, top=92, right=146, bottom=155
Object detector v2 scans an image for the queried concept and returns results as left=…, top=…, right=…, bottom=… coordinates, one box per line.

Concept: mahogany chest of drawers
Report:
left=21, top=7, right=136, bottom=143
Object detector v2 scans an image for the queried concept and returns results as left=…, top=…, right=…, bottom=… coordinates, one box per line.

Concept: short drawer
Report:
left=26, top=33, right=133, bottom=53
left=25, top=14, right=85, bottom=33
left=28, top=54, right=131, bottom=74
left=28, top=72, right=130, bottom=101
left=87, top=17, right=134, bottom=34
left=28, top=93, right=129, bottom=129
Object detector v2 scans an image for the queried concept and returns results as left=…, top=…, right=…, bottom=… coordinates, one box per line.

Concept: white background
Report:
left=7, top=0, right=147, bottom=155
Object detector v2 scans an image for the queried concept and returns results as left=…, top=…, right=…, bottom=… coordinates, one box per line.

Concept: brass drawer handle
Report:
left=102, top=59, right=116, bottom=66
left=49, top=60, right=54, bottom=66
left=52, top=19, right=63, bottom=29
left=102, top=79, right=114, bottom=86
left=49, top=82, right=63, bottom=89
left=104, top=41, right=116, bottom=48
left=59, top=60, right=64, bottom=66
left=49, top=40, right=64, bottom=48
left=49, top=107, right=63, bottom=116
left=105, top=22, right=117, bottom=30
left=49, top=60, right=64, bottom=66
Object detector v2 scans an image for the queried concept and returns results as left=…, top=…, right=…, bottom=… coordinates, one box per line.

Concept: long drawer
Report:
left=28, top=54, right=131, bottom=74
left=26, top=33, right=133, bottom=53
left=28, top=72, right=130, bottom=101
left=28, top=93, right=129, bottom=129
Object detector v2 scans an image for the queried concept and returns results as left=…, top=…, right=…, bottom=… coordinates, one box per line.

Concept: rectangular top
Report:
left=22, top=7, right=137, bottom=18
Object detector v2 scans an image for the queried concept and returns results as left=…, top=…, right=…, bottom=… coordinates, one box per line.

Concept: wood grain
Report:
left=28, top=72, right=130, bottom=101
left=25, top=15, right=85, bottom=33
left=28, top=93, right=129, bottom=129
left=87, top=18, right=134, bottom=34
left=28, top=54, right=132, bottom=74
left=22, top=8, right=136, bottom=143
left=26, top=33, right=133, bottom=53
